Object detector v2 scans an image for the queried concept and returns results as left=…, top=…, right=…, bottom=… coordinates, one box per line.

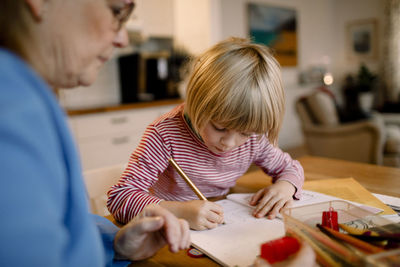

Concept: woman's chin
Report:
left=49, top=71, right=97, bottom=88
left=77, top=71, right=99, bottom=87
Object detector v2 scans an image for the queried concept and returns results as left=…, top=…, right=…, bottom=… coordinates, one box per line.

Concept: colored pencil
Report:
left=339, top=223, right=400, bottom=242
left=317, top=224, right=384, bottom=254
left=284, top=215, right=359, bottom=264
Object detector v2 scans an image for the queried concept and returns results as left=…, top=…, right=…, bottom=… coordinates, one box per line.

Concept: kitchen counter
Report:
left=67, top=98, right=183, bottom=116
left=67, top=98, right=183, bottom=170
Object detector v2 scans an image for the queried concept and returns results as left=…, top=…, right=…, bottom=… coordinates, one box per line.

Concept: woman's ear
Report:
left=24, top=0, right=46, bottom=21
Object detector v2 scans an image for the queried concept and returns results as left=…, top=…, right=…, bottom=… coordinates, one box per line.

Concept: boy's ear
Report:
left=24, top=0, right=47, bottom=21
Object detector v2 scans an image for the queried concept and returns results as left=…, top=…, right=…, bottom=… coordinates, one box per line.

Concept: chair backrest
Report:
left=296, top=91, right=340, bottom=127
left=83, top=164, right=125, bottom=216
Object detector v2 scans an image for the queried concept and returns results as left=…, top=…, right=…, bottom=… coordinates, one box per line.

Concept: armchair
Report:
left=296, top=91, right=400, bottom=166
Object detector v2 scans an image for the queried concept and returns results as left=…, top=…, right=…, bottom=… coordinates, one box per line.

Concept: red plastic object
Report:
left=260, top=236, right=300, bottom=264
left=186, top=247, right=204, bottom=258
left=322, top=207, right=339, bottom=231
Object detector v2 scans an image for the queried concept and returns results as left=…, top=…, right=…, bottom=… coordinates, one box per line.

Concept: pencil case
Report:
left=282, top=200, right=400, bottom=267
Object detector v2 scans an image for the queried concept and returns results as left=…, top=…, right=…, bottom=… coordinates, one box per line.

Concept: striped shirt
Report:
left=107, top=104, right=304, bottom=223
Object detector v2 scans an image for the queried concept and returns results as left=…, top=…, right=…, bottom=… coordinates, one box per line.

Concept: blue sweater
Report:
left=0, top=48, right=129, bottom=267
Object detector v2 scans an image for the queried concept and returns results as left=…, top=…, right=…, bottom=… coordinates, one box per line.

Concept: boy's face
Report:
left=199, top=121, right=252, bottom=154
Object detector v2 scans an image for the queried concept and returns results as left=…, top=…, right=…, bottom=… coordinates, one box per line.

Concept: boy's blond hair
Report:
left=184, top=37, right=285, bottom=145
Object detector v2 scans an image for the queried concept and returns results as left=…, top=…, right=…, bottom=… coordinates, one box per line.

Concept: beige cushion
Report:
left=306, top=91, right=339, bottom=126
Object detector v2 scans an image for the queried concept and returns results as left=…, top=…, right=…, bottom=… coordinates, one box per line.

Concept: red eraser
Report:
left=260, top=236, right=300, bottom=264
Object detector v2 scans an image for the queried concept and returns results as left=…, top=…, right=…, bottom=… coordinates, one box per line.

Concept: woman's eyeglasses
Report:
left=108, top=0, right=135, bottom=31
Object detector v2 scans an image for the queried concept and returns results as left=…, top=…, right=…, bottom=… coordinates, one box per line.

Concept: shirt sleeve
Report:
left=107, top=126, right=171, bottom=224
left=253, top=136, right=304, bottom=199
left=93, top=215, right=131, bottom=267
left=0, top=89, right=71, bottom=266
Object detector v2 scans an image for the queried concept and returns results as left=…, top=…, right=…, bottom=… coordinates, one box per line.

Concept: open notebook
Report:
left=190, top=190, right=383, bottom=267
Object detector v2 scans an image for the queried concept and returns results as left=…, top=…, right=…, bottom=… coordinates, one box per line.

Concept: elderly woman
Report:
left=0, top=0, right=190, bottom=266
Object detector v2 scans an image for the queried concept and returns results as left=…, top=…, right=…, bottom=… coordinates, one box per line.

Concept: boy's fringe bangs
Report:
left=210, top=85, right=272, bottom=135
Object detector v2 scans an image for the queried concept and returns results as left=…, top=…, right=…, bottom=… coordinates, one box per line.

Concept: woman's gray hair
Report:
left=0, top=0, right=33, bottom=59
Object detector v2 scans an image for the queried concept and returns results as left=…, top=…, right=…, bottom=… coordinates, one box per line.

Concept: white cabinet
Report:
left=69, top=104, right=177, bottom=171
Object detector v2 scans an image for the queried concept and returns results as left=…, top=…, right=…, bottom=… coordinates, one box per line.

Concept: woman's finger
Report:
left=179, top=219, right=191, bottom=250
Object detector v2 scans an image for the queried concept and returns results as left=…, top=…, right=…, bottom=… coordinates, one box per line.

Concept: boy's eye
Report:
left=212, top=123, right=226, bottom=132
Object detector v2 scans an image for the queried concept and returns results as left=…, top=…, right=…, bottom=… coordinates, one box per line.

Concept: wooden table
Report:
left=129, top=155, right=400, bottom=266
left=298, top=156, right=400, bottom=198
left=233, top=155, right=400, bottom=198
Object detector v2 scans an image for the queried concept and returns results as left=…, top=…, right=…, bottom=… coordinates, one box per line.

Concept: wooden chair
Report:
left=83, top=164, right=125, bottom=216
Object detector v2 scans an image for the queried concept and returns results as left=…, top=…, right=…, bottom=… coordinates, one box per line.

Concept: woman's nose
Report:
left=113, top=29, right=129, bottom=48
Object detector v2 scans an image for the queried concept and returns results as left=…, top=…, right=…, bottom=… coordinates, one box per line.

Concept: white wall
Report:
left=331, top=0, right=385, bottom=81
left=173, top=0, right=213, bottom=54
left=133, top=0, right=174, bottom=38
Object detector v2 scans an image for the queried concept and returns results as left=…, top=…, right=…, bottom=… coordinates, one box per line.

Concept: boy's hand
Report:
left=249, top=180, right=296, bottom=219
left=160, top=200, right=224, bottom=230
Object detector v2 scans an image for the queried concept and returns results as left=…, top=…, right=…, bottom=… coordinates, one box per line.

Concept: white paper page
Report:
left=226, top=190, right=383, bottom=214
left=190, top=199, right=285, bottom=267
left=226, top=193, right=254, bottom=208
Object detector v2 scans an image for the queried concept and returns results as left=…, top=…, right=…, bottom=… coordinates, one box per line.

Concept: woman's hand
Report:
left=113, top=204, right=190, bottom=261
left=250, top=180, right=296, bottom=219
left=160, top=200, right=224, bottom=230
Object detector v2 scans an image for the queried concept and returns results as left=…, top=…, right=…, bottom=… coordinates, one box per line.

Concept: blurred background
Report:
left=62, top=0, right=399, bottom=170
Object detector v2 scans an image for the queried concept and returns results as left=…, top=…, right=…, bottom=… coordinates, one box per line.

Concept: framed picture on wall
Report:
left=346, top=19, right=378, bottom=62
left=247, top=3, right=297, bottom=67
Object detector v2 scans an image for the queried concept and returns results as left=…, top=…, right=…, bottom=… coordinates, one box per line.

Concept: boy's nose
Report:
left=221, top=135, right=236, bottom=150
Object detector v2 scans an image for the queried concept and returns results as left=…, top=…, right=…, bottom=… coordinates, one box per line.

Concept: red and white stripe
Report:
left=107, top=104, right=304, bottom=223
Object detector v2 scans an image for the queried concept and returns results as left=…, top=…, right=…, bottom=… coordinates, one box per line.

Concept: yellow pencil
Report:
left=169, top=158, right=226, bottom=225
left=168, top=158, right=207, bottom=201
